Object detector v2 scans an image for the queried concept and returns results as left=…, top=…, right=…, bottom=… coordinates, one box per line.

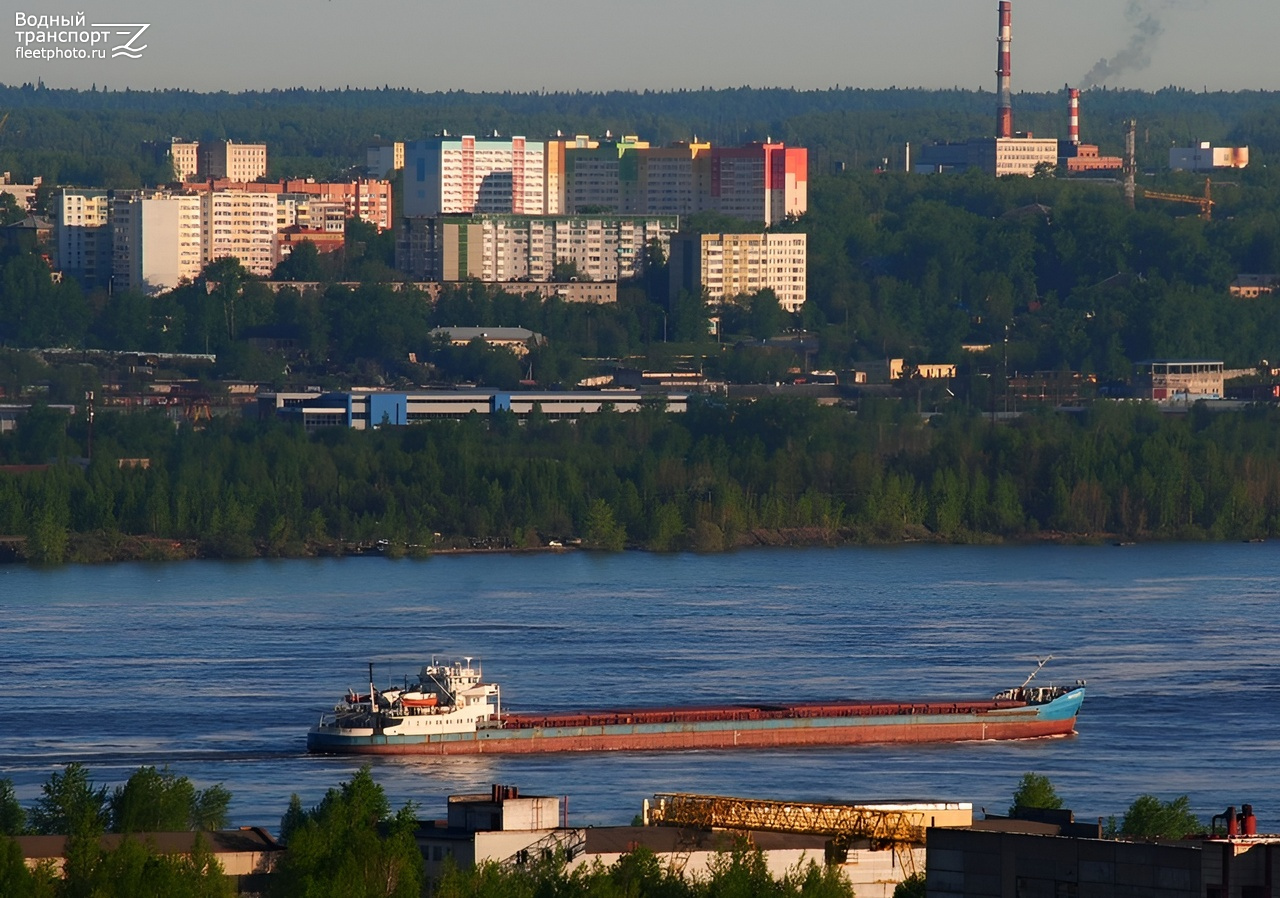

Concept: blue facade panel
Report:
left=369, top=393, right=407, bottom=428
left=491, top=393, right=512, bottom=413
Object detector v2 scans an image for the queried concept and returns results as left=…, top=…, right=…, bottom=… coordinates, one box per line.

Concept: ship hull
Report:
left=306, top=688, right=1084, bottom=756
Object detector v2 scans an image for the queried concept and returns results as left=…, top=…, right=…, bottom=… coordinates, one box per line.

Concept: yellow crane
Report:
left=1143, top=178, right=1214, bottom=221
left=644, top=793, right=929, bottom=875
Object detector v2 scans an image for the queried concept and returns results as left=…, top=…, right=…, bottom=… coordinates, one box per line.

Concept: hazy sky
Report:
left=5, top=0, right=1277, bottom=94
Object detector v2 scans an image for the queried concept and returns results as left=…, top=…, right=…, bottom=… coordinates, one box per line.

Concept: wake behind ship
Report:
left=305, top=658, right=1086, bottom=756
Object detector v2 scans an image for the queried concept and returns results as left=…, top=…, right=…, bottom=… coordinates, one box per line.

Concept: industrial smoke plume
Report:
left=1078, top=0, right=1206, bottom=88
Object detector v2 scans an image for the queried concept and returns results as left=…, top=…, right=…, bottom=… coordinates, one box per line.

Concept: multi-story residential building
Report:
left=562, top=136, right=649, bottom=215
left=668, top=231, right=807, bottom=312
left=543, top=134, right=598, bottom=214
left=623, top=142, right=710, bottom=216
left=0, top=172, right=42, bottom=213
left=366, top=141, right=405, bottom=178
left=560, top=139, right=805, bottom=225
left=53, top=189, right=113, bottom=289
left=187, top=179, right=393, bottom=232
left=201, top=190, right=277, bottom=276
left=111, top=191, right=204, bottom=295
left=403, top=135, right=546, bottom=217
left=397, top=214, right=677, bottom=285
left=199, top=140, right=268, bottom=182
left=158, top=140, right=201, bottom=181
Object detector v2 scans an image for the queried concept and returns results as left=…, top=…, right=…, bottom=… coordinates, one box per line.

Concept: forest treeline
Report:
left=3, top=397, right=1280, bottom=563
left=2, top=83, right=1279, bottom=187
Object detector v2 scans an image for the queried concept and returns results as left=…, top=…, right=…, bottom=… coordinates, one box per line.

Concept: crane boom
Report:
left=1142, top=178, right=1214, bottom=220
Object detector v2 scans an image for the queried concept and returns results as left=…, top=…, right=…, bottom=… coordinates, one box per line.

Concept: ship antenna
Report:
left=1019, top=656, right=1053, bottom=689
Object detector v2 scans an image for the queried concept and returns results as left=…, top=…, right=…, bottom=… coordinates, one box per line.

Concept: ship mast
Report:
left=1018, top=656, right=1053, bottom=689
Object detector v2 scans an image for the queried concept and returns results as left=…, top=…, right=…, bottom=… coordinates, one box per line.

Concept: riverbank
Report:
left=0, top=524, right=1200, bottom=565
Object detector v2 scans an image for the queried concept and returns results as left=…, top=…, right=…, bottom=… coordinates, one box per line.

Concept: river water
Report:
left=2, top=543, right=1278, bottom=833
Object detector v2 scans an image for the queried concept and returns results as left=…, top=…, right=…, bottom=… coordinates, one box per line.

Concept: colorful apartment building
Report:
left=403, top=134, right=807, bottom=226
left=543, top=134, right=598, bottom=214
left=403, top=135, right=547, bottom=218
left=560, top=139, right=805, bottom=225
left=668, top=231, right=808, bottom=312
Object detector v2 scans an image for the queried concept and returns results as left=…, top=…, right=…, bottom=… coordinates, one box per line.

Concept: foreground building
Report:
left=927, top=805, right=1278, bottom=898
left=416, top=786, right=955, bottom=898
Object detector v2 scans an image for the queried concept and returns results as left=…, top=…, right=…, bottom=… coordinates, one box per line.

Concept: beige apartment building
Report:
left=166, top=140, right=201, bottom=181
left=669, top=231, right=808, bottom=312
left=202, top=191, right=277, bottom=276
left=199, top=140, right=268, bottom=182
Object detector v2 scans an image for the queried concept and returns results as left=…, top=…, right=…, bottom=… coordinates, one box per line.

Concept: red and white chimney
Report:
left=1068, top=87, right=1080, bottom=146
left=996, top=1, right=1013, bottom=139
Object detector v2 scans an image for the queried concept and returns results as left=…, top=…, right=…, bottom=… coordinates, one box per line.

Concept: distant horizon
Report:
left=2, top=82, right=1276, bottom=98
left=3, top=1, right=1278, bottom=96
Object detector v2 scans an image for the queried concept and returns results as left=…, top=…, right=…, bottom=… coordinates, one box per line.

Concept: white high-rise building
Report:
left=111, top=191, right=204, bottom=295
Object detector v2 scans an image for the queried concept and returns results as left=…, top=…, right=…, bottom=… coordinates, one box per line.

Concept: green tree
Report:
left=1116, top=794, right=1201, bottom=839
left=29, top=763, right=108, bottom=836
left=0, top=778, right=24, bottom=835
left=109, top=767, right=230, bottom=833
left=66, top=833, right=233, bottom=898
left=893, top=872, right=927, bottom=898
left=0, top=836, right=57, bottom=898
left=1009, top=772, right=1063, bottom=815
left=583, top=498, right=626, bottom=551
left=270, top=766, right=422, bottom=898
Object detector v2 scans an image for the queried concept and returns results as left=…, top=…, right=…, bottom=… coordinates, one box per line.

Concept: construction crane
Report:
left=1143, top=178, right=1215, bottom=221
left=644, top=793, right=927, bottom=875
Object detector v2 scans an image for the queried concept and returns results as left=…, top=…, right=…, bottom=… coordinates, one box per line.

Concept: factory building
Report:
left=413, top=787, right=962, bottom=898
left=1170, top=143, right=1250, bottom=172
left=262, top=389, right=690, bottom=430
left=1132, top=359, right=1225, bottom=402
left=927, top=804, right=1278, bottom=898
left=1058, top=88, right=1123, bottom=174
left=918, top=3, right=1056, bottom=178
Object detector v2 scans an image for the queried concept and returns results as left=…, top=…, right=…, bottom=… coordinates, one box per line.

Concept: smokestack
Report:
left=1068, top=86, right=1080, bottom=146
left=996, top=2, right=1013, bottom=139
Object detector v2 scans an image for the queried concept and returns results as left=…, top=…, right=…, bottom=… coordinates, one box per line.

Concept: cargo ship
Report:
left=305, top=657, right=1086, bottom=756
